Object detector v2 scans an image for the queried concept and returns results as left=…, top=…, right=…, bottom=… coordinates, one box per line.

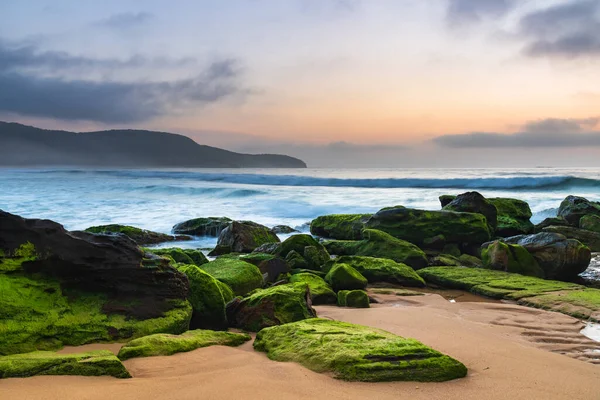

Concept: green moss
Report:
left=322, top=240, right=361, bottom=256
left=481, top=241, right=544, bottom=278
left=274, top=234, right=330, bottom=270
left=337, top=290, right=370, bottom=308
left=0, top=350, right=131, bottom=379
left=518, top=289, right=600, bottom=321
left=350, top=229, right=429, bottom=270
left=327, top=256, right=425, bottom=287
left=0, top=242, right=38, bottom=272
left=458, top=254, right=483, bottom=267
left=417, top=267, right=582, bottom=300
left=289, top=273, right=336, bottom=304
left=147, top=248, right=208, bottom=266
left=199, top=258, right=263, bottom=296
left=310, top=214, right=371, bottom=240
left=254, top=318, right=468, bottom=382
left=325, top=263, right=368, bottom=292
left=230, top=283, right=316, bottom=331
left=488, top=198, right=532, bottom=220
left=117, top=329, right=250, bottom=361
left=0, top=272, right=192, bottom=355
left=580, top=214, right=600, bottom=233
left=428, top=254, right=462, bottom=267
left=85, top=224, right=175, bottom=245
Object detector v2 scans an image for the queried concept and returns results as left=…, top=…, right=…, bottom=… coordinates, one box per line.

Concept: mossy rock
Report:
left=428, top=254, right=462, bottom=267
left=285, top=250, right=309, bottom=269
left=226, top=283, right=317, bottom=332
left=85, top=224, right=185, bottom=246
left=240, top=253, right=290, bottom=283
left=519, top=289, right=600, bottom=322
left=146, top=247, right=208, bottom=266
left=439, top=195, right=457, bottom=208
left=199, top=258, right=263, bottom=296
left=337, top=290, right=370, bottom=308
left=534, top=217, right=570, bottom=233
left=489, top=198, right=534, bottom=236
left=0, top=350, right=131, bottom=379
left=558, top=195, right=600, bottom=226
left=325, top=263, right=368, bottom=292
left=322, top=240, right=360, bottom=256
left=417, top=267, right=582, bottom=300
left=325, top=256, right=425, bottom=287
left=541, top=225, right=600, bottom=252
left=580, top=214, right=600, bottom=233
left=172, top=217, right=232, bottom=237
left=310, top=214, right=372, bottom=240
left=274, top=234, right=330, bottom=271
left=289, top=273, right=336, bottom=304
left=117, top=329, right=251, bottom=361
left=366, top=206, right=491, bottom=247
left=458, top=254, right=483, bottom=267
left=350, top=229, right=429, bottom=270
left=217, top=221, right=280, bottom=253
left=481, top=241, right=544, bottom=278
left=443, top=191, right=498, bottom=231
left=254, top=318, right=468, bottom=382
left=175, top=265, right=232, bottom=330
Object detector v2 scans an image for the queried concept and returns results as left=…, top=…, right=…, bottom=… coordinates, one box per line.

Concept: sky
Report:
left=0, top=0, right=600, bottom=167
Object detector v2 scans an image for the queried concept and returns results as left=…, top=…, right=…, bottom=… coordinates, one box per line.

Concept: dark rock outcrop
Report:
left=172, top=217, right=232, bottom=237
left=443, top=191, right=498, bottom=231
left=542, top=225, right=600, bottom=252
left=558, top=196, right=600, bottom=226
left=216, top=221, right=280, bottom=254
left=85, top=224, right=190, bottom=246
left=271, top=225, right=298, bottom=234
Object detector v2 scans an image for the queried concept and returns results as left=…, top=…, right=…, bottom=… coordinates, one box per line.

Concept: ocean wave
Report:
left=138, top=185, right=264, bottom=197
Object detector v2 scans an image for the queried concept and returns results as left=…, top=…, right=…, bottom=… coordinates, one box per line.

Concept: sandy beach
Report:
left=2, top=293, right=600, bottom=400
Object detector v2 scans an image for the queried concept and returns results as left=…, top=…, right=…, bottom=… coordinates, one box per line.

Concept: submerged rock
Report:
left=443, top=191, right=498, bottom=231
left=325, top=263, right=368, bottom=292
left=253, top=318, right=468, bottom=382
left=289, top=273, right=337, bottom=304
left=85, top=224, right=190, bottom=245
left=172, top=217, right=232, bottom=237
left=226, top=283, right=317, bottom=331
left=117, top=330, right=250, bottom=361
left=199, top=258, right=263, bottom=296
left=310, top=214, right=372, bottom=240
left=542, top=225, right=600, bottom=252
left=217, top=221, right=280, bottom=254
left=325, top=256, right=425, bottom=287
left=337, top=290, right=370, bottom=308
left=558, top=195, right=600, bottom=226
left=0, top=350, right=131, bottom=379
left=482, top=240, right=544, bottom=277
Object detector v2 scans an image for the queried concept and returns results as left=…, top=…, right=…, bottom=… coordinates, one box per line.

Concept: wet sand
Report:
left=2, top=293, right=600, bottom=400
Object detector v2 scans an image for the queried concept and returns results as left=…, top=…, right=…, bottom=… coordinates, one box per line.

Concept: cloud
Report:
left=95, top=12, right=154, bottom=29
left=433, top=117, right=600, bottom=148
left=446, top=0, right=514, bottom=25
left=518, top=0, right=600, bottom=58
left=0, top=40, right=246, bottom=123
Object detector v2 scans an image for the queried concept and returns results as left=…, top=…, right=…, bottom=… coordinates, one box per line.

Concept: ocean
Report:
left=2, top=167, right=600, bottom=250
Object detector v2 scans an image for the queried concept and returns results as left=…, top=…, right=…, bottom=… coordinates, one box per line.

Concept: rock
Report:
left=252, top=242, right=281, bottom=254
left=442, top=243, right=461, bottom=257
left=519, top=289, right=600, bottom=322
left=117, top=330, right=250, bottom=361
left=274, top=234, right=330, bottom=271
left=580, top=214, right=600, bottom=233
left=481, top=240, right=544, bottom=277
left=439, top=195, right=457, bottom=208
left=310, top=214, right=372, bottom=240
left=422, top=234, right=446, bottom=251
left=85, top=224, right=190, bottom=245
left=0, top=210, right=192, bottom=355
left=428, top=254, right=462, bottom=267
left=289, top=272, right=337, bottom=304
left=172, top=217, right=232, bottom=237
left=253, top=318, right=468, bottom=382
left=459, top=254, right=483, bottom=267
left=147, top=247, right=208, bottom=266
left=488, top=198, right=534, bottom=236
left=322, top=240, right=359, bottom=256
left=175, top=265, right=233, bottom=330
left=337, top=290, right=370, bottom=308
left=366, top=206, right=491, bottom=248
left=325, top=263, right=368, bottom=292
left=443, top=191, right=497, bottom=231
left=558, top=195, right=600, bottom=226
left=542, top=225, right=600, bottom=252
left=207, top=244, right=233, bottom=256
left=271, top=225, right=298, bottom=234
left=0, top=350, right=131, bottom=379
left=504, top=232, right=591, bottom=281
left=325, top=256, right=425, bottom=287
left=534, top=217, right=570, bottom=232
left=199, top=258, right=263, bottom=296
left=217, top=221, right=280, bottom=253
left=226, top=283, right=317, bottom=331
left=240, top=253, right=290, bottom=283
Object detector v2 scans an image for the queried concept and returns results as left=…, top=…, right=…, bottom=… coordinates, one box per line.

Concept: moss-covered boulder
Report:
left=325, top=256, right=425, bottom=287
left=117, top=330, right=250, bottom=361
left=428, top=254, right=462, bottom=267
left=254, top=318, right=467, bottom=382
left=289, top=273, right=336, bottom=304
left=310, top=214, right=371, bottom=240
left=172, top=217, right=232, bottom=237
left=443, top=191, right=498, bottom=231
left=542, top=225, right=600, bottom=251
left=534, top=217, right=570, bottom=233
left=85, top=224, right=189, bottom=246
left=0, top=350, right=131, bottom=379
left=240, top=253, right=290, bottom=283
left=325, top=263, right=368, bottom=292
left=366, top=206, right=491, bottom=247
left=481, top=240, right=544, bottom=278
left=274, top=234, right=330, bottom=271
left=580, top=214, right=600, bottom=233
left=558, top=195, right=600, bottom=226
left=175, top=265, right=232, bottom=330
left=337, top=290, right=370, bottom=308
left=322, top=240, right=359, bottom=256
left=147, top=247, right=208, bottom=266
left=226, top=283, right=317, bottom=331
left=417, top=267, right=582, bottom=300
left=488, top=197, right=534, bottom=236
left=199, top=258, right=263, bottom=296
left=459, top=254, right=483, bottom=267
left=503, top=232, right=591, bottom=281
left=439, top=195, right=457, bottom=208
left=216, top=221, right=280, bottom=254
